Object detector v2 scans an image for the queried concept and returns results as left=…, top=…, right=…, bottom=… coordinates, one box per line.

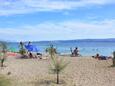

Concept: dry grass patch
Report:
left=0, top=74, right=11, bottom=86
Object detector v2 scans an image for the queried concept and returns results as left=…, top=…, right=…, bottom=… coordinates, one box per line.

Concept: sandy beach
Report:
left=0, top=55, right=115, bottom=86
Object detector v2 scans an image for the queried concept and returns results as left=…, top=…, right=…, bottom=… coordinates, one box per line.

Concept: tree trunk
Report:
left=113, top=58, right=115, bottom=66
left=113, top=51, right=115, bottom=66
left=57, top=72, right=59, bottom=84
left=1, top=62, right=3, bottom=67
left=1, top=58, right=4, bottom=67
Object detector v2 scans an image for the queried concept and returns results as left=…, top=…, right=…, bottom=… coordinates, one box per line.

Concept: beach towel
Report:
left=7, top=52, right=17, bottom=56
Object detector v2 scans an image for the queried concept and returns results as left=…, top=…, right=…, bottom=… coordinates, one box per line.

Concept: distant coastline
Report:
left=2, top=38, right=115, bottom=43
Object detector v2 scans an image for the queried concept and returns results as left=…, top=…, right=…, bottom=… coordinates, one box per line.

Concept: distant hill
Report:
left=1, top=38, right=115, bottom=43
left=36, top=38, right=115, bottom=43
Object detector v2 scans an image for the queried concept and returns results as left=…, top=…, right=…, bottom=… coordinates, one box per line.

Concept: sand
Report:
left=0, top=55, right=115, bottom=86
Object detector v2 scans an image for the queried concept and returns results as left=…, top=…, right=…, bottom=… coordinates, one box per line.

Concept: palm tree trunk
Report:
left=1, top=63, right=3, bottom=67
left=57, top=71, right=59, bottom=84
left=1, top=59, right=4, bottom=67
left=113, top=58, right=115, bottom=66
left=113, top=51, right=115, bottom=66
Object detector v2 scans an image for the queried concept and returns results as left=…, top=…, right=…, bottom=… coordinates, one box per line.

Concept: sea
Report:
left=7, top=39, right=115, bottom=56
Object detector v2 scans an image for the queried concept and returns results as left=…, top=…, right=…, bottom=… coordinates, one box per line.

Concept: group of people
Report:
left=70, top=47, right=112, bottom=60
left=19, top=41, right=42, bottom=59
left=19, top=42, right=113, bottom=60
left=92, top=53, right=112, bottom=60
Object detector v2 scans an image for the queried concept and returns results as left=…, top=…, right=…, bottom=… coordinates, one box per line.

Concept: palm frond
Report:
left=48, top=44, right=69, bottom=84
left=50, top=57, right=69, bottom=73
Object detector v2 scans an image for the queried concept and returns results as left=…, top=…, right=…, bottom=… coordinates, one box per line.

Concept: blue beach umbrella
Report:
left=25, top=45, right=40, bottom=52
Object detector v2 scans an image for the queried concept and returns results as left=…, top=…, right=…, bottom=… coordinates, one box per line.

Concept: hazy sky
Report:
left=0, top=0, right=115, bottom=42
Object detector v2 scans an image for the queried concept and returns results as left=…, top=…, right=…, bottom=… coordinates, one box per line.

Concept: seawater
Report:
left=7, top=41, right=115, bottom=56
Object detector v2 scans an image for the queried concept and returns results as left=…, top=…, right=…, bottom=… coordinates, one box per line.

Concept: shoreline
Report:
left=6, top=51, right=113, bottom=59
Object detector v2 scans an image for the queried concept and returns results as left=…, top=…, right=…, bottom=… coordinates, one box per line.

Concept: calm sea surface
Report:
left=7, top=40, right=115, bottom=56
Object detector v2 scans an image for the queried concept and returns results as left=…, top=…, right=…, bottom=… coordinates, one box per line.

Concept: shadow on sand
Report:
left=30, top=79, right=66, bottom=86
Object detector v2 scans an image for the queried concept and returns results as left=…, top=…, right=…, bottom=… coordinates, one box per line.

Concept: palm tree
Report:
left=19, top=42, right=26, bottom=58
left=50, top=57, right=69, bottom=84
left=48, top=45, right=69, bottom=84
left=0, top=41, right=7, bottom=67
left=47, top=44, right=56, bottom=58
left=19, top=42, right=26, bottom=55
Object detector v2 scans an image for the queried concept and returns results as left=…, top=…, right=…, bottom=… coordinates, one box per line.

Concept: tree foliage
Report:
left=19, top=42, right=26, bottom=55
left=48, top=45, right=69, bottom=84
left=46, top=44, right=57, bottom=59
left=0, top=41, right=7, bottom=67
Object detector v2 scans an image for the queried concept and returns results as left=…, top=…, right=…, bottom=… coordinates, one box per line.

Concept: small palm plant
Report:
left=47, top=44, right=57, bottom=59
left=48, top=45, right=69, bottom=84
left=0, top=41, right=7, bottom=67
left=19, top=42, right=26, bottom=55
left=19, top=42, right=27, bottom=58
left=50, top=57, right=69, bottom=84
left=112, top=51, right=115, bottom=67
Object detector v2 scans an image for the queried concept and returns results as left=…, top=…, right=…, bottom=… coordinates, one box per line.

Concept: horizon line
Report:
left=1, top=38, right=115, bottom=42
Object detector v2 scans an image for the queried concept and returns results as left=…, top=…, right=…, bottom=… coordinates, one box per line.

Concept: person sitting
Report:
left=71, top=47, right=79, bottom=57
left=74, top=47, right=79, bottom=56
left=36, top=52, right=42, bottom=59
left=92, top=53, right=112, bottom=60
left=29, top=52, right=34, bottom=58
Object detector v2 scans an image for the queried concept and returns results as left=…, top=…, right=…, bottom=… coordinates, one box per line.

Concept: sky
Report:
left=0, top=0, right=115, bottom=42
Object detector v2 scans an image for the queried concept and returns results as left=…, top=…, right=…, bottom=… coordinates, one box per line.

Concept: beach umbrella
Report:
left=25, top=45, right=40, bottom=52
